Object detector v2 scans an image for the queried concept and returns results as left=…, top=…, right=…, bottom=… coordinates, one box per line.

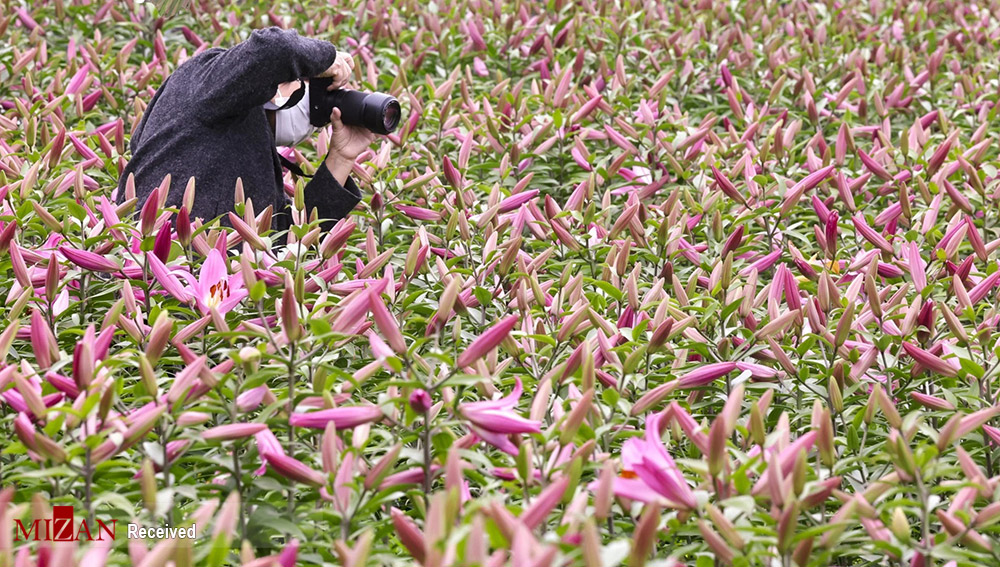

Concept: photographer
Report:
left=116, top=26, right=375, bottom=237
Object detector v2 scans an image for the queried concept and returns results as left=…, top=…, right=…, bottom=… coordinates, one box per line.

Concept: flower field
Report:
left=2, top=0, right=1000, bottom=565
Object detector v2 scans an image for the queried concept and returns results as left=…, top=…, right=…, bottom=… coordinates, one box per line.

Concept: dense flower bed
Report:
left=1, top=0, right=1000, bottom=565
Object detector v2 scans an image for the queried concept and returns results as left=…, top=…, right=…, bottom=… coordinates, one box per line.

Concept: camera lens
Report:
left=383, top=101, right=401, bottom=133
left=309, top=78, right=403, bottom=135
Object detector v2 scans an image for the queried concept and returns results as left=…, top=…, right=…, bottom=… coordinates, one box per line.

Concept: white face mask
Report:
left=265, top=87, right=317, bottom=147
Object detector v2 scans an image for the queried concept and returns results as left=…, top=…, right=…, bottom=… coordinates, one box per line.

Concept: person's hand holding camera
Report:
left=325, top=106, right=375, bottom=186
left=316, top=51, right=355, bottom=90
left=315, top=50, right=373, bottom=185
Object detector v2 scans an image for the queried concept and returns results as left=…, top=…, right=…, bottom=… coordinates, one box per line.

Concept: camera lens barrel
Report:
left=309, top=78, right=401, bottom=135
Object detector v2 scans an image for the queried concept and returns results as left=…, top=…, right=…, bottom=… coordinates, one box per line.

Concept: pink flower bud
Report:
left=409, top=389, right=432, bottom=414
left=153, top=222, right=172, bottom=263
left=176, top=206, right=192, bottom=247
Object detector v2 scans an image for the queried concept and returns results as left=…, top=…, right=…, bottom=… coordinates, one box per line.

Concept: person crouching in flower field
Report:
left=116, top=26, right=377, bottom=239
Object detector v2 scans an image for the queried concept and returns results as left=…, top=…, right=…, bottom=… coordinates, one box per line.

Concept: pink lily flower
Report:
left=600, top=412, right=697, bottom=510
left=459, top=377, right=541, bottom=455
left=147, top=248, right=247, bottom=315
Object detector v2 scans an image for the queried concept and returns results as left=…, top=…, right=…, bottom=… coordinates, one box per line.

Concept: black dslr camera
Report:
left=309, top=77, right=401, bottom=135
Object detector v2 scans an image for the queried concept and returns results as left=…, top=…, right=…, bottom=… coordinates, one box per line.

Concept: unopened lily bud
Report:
left=365, top=443, right=402, bottom=491
left=865, top=272, right=882, bottom=319
left=890, top=507, right=910, bottom=542
left=321, top=422, right=339, bottom=475
left=153, top=222, right=172, bottom=263
left=404, top=238, right=422, bottom=277
left=708, top=418, right=727, bottom=477
left=749, top=403, right=765, bottom=446
left=792, top=537, right=813, bottom=566
left=629, top=504, right=661, bottom=567
left=176, top=206, right=192, bottom=246
left=99, top=387, right=114, bottom=423
left=146, top=311, right=172, bottom=363
left=828, top=376, right=843, bottom=413
left=792, top=450, right=807, bottom=495
left=974, top=501, right=1000, bottom=529
left=778, top=501, right=801, bottom=554
left=183, top=176, right=196, bottom=211
left=711, top=210, right=723, bottom=240
left=409, top=389, right=432, bottom=414
left=45, top=259, right=59, bottom=304
left=498, top=237, right=521, bottom=276
left=238, top=346, right=261, bottom=374
left=516, top=442, right=533, bottom=484
left=581, top=520, right=602, bottom=567
left=559, top=389, right=593, bottom=446
left=721, top=251, right=733, bottom=290
left=698, top=520, right=735, bottom=565
left=140, top=187, right=159, bottom=236
left=937, top=510, right=993, bottom=552
left=139, top=353, right=157, bottom=396
left=141, top=458, right=157, bottom=513
left=817, top=410, right=834, bottom=467
left=281, top=283, right=301, bottom=342
left=863, top=385, right=878, bottom=425
left=834, top=302, right=854, bottom=348
left=706, top=503, right=744, bottom=550
left=580, top=342, right=595, bottom=392
left=939, top=301, right=969, bottom=344
left=817, top=272, right=831, bottom=311
left=594, top=461, right=614, bottom=521
left=648, top=318, right=674, bottom=351
left=874, top=384, right=902, bottom=428
left=722, top=225, right=744, bottom=257
left=34, top=433, right=67, bottom=464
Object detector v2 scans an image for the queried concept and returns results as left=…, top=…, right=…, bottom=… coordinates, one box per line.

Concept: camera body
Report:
left=309, top=77, right=401, bottom=135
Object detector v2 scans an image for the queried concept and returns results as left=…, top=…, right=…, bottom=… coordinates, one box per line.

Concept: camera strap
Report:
left=277, top=154, right=313, bottom=178
left=263, top=79, right=306, bottom=111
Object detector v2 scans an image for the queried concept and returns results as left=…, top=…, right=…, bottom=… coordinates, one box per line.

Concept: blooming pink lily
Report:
left=147, top=248, right=247, bottom=315
left=459, top=377, right=541, bottom=455
left=598, top=411, right=697, bottom=510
